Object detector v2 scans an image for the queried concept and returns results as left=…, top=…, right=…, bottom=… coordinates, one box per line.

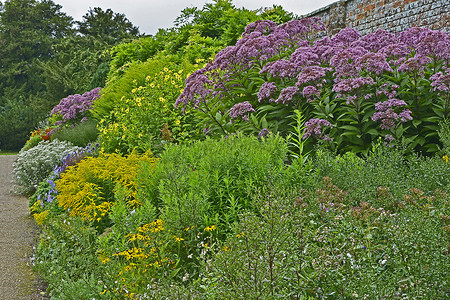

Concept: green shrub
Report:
left=313, top=142, right=450, bottom=206
left=92, top=56, right=179, bottom=120
left=195, top=172, right=450, bottom=299
left=33, top=215, right=104, bottom=299
left=138, top=134, right=287, bottom=226
left=125, top=134, right=288, bottom=288
left=50, top=119, right=99, bottom=147
left=0, top=98, right=39, bottom=151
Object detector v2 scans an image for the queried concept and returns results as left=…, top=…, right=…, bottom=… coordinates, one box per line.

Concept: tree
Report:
left=76, top=7, right=140, bottom=44
left=0, top=0, right=73, bottom=100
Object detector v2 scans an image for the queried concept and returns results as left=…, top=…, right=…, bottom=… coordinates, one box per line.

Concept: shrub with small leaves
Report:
left=13, top=139, right=82, bottom=195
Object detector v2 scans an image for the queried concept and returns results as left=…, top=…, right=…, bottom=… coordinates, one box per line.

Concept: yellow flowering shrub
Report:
left=98, top=59, right=204, bottom=155
left=55, top=151, right=157, bottom=228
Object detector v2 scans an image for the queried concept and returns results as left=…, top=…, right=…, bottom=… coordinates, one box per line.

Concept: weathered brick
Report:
left=303, top=0, right=449, bottom=35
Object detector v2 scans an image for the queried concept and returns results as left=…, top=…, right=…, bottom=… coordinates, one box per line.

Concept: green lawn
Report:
left=0, top=151, right=18, bottom=155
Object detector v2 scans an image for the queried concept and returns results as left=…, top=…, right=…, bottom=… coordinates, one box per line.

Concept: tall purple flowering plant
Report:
left=50, top=87, right=102, bottom=127
left=176, top=18, right=449, bottom=154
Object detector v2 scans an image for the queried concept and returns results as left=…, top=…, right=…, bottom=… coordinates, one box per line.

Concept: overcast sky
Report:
left=54, top=0, right=337, bottom=35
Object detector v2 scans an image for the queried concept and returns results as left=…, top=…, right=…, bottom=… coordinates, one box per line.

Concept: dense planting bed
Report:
left=9, top=2, right=450, bottom=298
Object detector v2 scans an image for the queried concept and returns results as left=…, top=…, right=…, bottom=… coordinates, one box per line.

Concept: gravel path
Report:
left=0, top=155, right=48, bottom=299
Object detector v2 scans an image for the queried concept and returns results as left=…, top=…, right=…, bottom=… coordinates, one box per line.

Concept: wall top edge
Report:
left=301, top=0, right=349, bottom=18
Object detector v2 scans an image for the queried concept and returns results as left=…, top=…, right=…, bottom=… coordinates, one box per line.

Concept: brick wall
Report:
left=304, top=0, right=449, bottom=36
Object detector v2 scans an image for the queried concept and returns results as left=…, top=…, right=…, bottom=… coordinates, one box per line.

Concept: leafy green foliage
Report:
left=137, top=134, right=287, bottom=225
left=104, top=0, right=295, bottom=85
left=0, top=98, right=40, bottom=151
left=33, top=215, right=104, bottom=299
left=93, top=56, right=178, bottom=119
left=50, top=119, right=99, bottom=147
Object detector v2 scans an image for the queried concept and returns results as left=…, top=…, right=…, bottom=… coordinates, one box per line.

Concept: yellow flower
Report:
left=443, top=155, right=449, bottom=162
left=174, top=236, right=184, bottom=242
left=33, top=210, right=50, bottom=225
left=175, top=119, right=181, bottom=125
left=205, top=225, right=216, bottom=232
left=159, top=97, right=166, bottom=103
left=222, top=246, right=230, bottom=252
left=101, top=257, right=111, bottom=264
left=236, top=232, right=245, bottom=238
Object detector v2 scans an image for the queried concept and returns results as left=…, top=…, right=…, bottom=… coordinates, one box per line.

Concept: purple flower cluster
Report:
left=332, top=77, right=375, bottom=94
left=228, top=101, right=255, bottom=121
left=397, top=54, right=432, bottom=74
left=37, top=177, right=58, bottom=208
left=330, top=46, right=369, bottom=77
left=176, top=67, right=214, bottom=109
left=331, top=27, right=362, bottom=46
left=371, top=99, right=412, bottom=130
left=302, top=85, right=320, bottom=102
left=176, top=18, right=326, bottom=110
left=296, top=66, right=330, bottom=86
left=276, top=86, right=299, bottom=104
left=355, top=52, right=393, bottom=74
left=258, top=128, right=270, bottom=139
left=379, top=43, right=412, bottom=65
left=302, top=118, right=333, bottom=140
left=400, top=27, right=450, bottom=60
left=376, top=83, right=400, bottom=99
left=351, top=29, right=396, bottom=52
left=257, top=82, right=277, bottom=102
left=51, top=87, right=101, bottom=126
left=430, top=69, right=450, bottom=92
left=260, top=60, right=297, bottom=78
